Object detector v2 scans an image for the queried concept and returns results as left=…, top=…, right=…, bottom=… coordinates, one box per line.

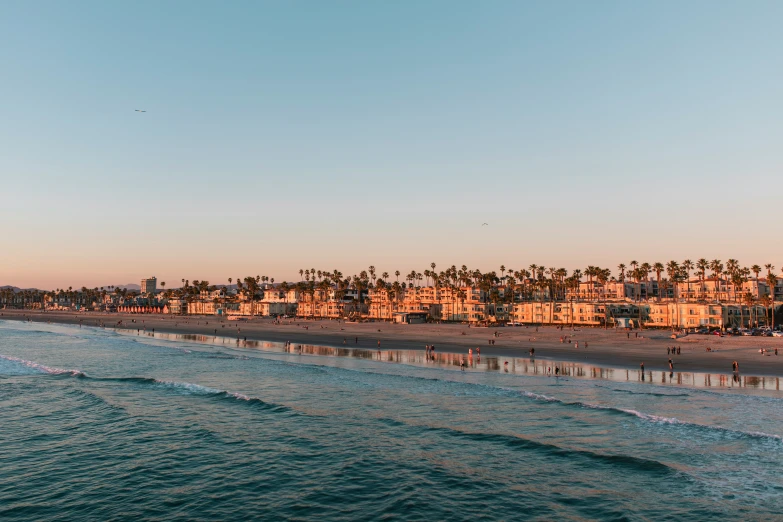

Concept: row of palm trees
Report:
left=3, top=259, right=779, bottom=319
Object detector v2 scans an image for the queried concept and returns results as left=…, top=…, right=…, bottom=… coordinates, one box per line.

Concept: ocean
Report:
left=1, top=320, right=781, bottom=521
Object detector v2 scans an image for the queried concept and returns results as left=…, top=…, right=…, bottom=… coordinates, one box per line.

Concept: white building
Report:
left=141, top=277, right=157, bottom=295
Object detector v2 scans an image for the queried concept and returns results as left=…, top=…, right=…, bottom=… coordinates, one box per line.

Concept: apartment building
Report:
left=645, top=302, right=771, bottom=329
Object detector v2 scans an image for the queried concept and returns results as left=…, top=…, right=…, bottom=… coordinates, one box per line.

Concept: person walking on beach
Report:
left=668, top=358, right=674, bottom=371
left=640, top=362, right=644, bottom=373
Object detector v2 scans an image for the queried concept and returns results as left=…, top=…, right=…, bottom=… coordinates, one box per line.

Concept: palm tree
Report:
left=726, top=259, right=739, bottom=301
left=629, top=261, right=638, bottom=301
left=709, top=260, right=723, bottom=301
left=682, top=259, right=694, bottom=301
left=766, top=273, right=778, bottom=331
left=744, top=292, right=755, bottom=329
left=653, top=262, right=664, bottom=301
left=617, top=263, right=626, bottom=283
left=639, top=263, right=651, bottom=300
left=696, top=259, right=709, bottom=300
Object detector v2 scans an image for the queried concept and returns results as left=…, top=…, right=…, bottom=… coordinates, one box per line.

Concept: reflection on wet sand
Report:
left=125, top=330, right=781, bottom=392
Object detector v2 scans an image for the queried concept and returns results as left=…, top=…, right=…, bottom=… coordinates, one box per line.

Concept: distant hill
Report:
left=109, top=284, right=141, bottom=291
left=0, top=286, right=42, bottom=292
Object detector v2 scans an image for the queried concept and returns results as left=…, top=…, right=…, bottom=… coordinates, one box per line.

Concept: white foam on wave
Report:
left=618, top=408, right=682, bottom=425
left=516, top=387, right=783, bottom=442
left=152, top=380, right=255, bottom=403
left=153, top=379, right=221, bottom=395
left=520, top=390, right=557, bottom=402
left=0, top=354, right=84, bottom=376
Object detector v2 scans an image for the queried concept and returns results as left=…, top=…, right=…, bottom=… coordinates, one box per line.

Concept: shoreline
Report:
left=2, top=309, right=783, bottom=377
left=108, top=328, right=781, bottom=393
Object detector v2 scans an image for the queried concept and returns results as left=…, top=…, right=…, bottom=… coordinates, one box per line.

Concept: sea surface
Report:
left=1, top=320, right=782, bottom=521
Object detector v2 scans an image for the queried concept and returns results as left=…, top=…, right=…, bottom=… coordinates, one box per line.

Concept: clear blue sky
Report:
left=2, top=1, right=781, bottom=289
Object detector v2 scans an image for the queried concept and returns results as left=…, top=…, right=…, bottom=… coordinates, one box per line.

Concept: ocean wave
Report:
left=87, top=375, right=294, bottom=413
left=610, top=388, right=691, bottom=398
left=281, top=361, right=783, bottom=442
left=377, top=417, right=679, bottom=477
left=516, top=391, right=783, bottom=442
left=335, top=365, right=782, bottom=443
left=0, top=354, right=84, bottom=377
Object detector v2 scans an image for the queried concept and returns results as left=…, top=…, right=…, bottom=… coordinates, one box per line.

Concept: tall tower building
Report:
left=141, top=277, right=157, bottom=295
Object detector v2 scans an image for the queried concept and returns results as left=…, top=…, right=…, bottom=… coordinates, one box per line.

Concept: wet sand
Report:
left=3, top=310, right=783, bottom=376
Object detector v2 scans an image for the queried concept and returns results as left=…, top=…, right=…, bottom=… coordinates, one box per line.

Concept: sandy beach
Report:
left=3, top=309, right=783, bottom=376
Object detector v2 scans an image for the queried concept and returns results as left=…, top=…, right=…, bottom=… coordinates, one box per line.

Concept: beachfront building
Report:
left=187, top=300, right=224, bottom=315
left=296, top=288, right=366, bottom=319
left=237, top=300, right=293, bottom=316
left=167, top=298, right=187, bottom=314
left=645, top=302, right=771, bottom=329
left=141, top=277, right=157, bottom=295
left=393, top=312, right=429, bottom=324
left=676, top=277, right=731, bottom=301
left=399, top=286, right=442, bottom=317
left=674, top=277, right=782, bottom=302
left=261, top=287, right=301, bottom=305
left=116, top=305, right=168, bottom=314
left=511, top=302, right=609, bottom=326
left=565, top=280, right=661, bottom=302
left=200, top=288, right=227, bottom=300
left=367, top=286, right=445, bottom=321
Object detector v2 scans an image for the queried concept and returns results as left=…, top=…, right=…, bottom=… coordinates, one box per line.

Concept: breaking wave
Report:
left=0, top=354, right=84, bottom=377
left=516, top=389, right=783, bottom=442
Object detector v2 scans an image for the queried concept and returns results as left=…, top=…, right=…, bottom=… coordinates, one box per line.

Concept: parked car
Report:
left=772, top=331, right=783, bottom=337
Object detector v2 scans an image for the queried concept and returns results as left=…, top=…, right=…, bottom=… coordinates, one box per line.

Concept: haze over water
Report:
left=1, top=320, right=781, bottom=520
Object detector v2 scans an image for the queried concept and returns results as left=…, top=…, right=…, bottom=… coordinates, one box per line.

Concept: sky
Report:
left=1, top=1, right=782, bottom=289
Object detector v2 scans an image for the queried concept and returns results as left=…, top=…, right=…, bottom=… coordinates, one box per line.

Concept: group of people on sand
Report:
left=667, top=346, right=681, bottom=355
left=458, top=348, right=484, bottom=370
left=559, top=336, right=587, bottom=349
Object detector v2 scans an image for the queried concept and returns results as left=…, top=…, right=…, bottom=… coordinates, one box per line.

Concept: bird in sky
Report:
left=135, top=109, right=146, bottom=112
left=481, top=223, right=489, bottom=226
